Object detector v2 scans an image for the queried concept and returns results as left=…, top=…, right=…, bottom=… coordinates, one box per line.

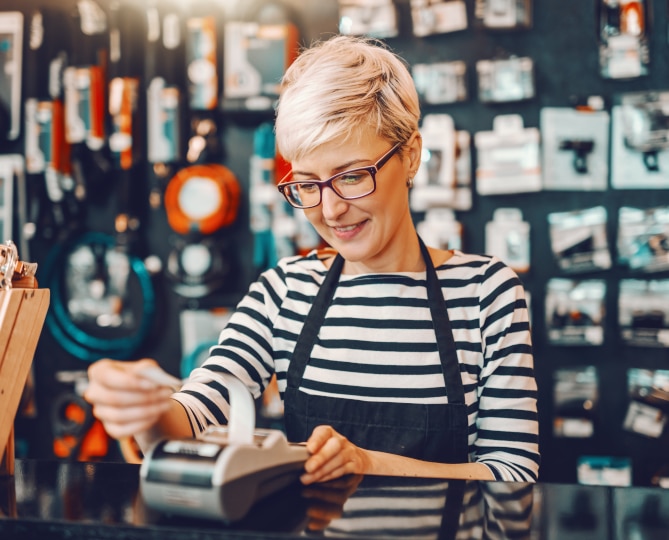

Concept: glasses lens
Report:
left=284, top=182, right=320, bottom=208
left=331, top=169, right=375, bottom=200
left=280, top=168, right=376, bottom=209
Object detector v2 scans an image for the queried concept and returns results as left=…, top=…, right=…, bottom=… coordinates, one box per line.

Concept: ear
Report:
left=405, top=131, right=422, bottom=175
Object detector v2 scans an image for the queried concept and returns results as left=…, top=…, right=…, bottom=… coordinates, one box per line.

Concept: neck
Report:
left=342, top=234, right=425, bottom=275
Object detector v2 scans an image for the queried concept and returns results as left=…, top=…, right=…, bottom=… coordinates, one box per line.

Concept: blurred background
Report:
left=1, top=0, right=668, bottom=488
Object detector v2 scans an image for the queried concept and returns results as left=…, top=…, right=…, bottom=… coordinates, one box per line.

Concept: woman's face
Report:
left=291, top=128, right=422, bottom=274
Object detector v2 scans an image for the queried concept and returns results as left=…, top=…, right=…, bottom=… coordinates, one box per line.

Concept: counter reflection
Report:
left=2, top=460, right=669, bottom=539
left=2, top=460, right=535, bottom=539
left=294, top=476, right=534, bottom=540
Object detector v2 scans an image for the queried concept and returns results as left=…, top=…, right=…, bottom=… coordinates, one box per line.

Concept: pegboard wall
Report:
left=2, top=0, right=669, bottom=485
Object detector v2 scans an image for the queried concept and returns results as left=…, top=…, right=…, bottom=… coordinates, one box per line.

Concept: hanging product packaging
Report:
left=540, top=105, right=610, bottom=190
left=186, top=15, right=219, bottom=111
left=64, top=0, right=108, bottom=151
left=222, top=21, right=298, bottom=112
left=146, top=0, right=186, bottom=169
left=249, top=123, right=306, bottom=270
left=475, top=0, right=532, bottom=30
left=545, top=278, right=606, bottom=346
left=22, top=7, right=77, bottom=236
left=412, top=114, right=473, bottom=211
left=23, top=8, right=68, bottom=174
left=0, top=11, right=24, bottom=141
left=619, top=279, right=669, bottom=347
left=553, top=366, right=598, bottom=438
left=475, top=114, right=541, bottom=195
left=412, top=114, right=455, bottom=205
left=477, top=56, right=534, bottom=103
left=577, top=456, right=632, bottom=487
left=548, top=206, right=611, bottom=273
left=0, top=156, right=16, bottom=246
left=623, top=368, right=669, bottom=439
left=611, top=92, right=669, bottom=188
left=416, top=208, right=463, bottom=251
left=410, top=0, right=467, bottom=37
left=617, top=206, right=669, bottom=272
left=485, top=208, right=530, bottom=274
left=598, top=0, right=649, bottom=80
left=412, top=61, right=468, bottom=105
left=338, top=0, right=399, bottom=38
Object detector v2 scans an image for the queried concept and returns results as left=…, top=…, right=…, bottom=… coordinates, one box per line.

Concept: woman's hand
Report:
left=301, top=474, right=363, bottom=531
left=301, top=425, right=372, bottom=484
left=83, top=358, right=175, bottom=440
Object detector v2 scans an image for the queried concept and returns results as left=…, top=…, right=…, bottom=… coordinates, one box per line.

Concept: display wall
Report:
left=1, top=0, right=668, bottom=486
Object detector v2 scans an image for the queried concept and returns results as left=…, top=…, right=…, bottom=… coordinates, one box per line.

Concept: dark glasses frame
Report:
left=277, top=141, right=403, bottom=209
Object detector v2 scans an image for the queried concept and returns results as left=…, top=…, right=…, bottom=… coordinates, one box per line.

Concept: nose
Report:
left=320, top=186, right=348, bottom=219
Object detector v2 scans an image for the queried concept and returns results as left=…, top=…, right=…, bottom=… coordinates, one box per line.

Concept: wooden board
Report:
left=0, top=288, right=50, bottom=475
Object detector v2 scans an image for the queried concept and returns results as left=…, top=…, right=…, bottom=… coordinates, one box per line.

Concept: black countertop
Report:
left=0, top=459, right=668, bottom=539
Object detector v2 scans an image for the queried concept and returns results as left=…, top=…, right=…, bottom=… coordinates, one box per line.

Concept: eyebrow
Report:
left=291, top=158, right=371, bottom=179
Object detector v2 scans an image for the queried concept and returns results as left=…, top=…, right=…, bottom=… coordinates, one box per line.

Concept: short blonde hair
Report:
left=275, top=35, right=420, bottom=162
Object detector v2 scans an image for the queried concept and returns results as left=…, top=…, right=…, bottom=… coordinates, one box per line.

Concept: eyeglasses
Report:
left=277, top=142, right=402, bottom=209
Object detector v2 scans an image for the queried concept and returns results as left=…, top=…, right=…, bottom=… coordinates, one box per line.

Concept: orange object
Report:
left=621, top=1, right=644, bottom=37
left=88, top=65, right=106, bottom=147
left=109, top=77, right=139, bottom=170
left=164, top=164, right=241, bottom=235
left=274, top=150, right=291, bottom=185
left=52, top=398, right=109, bottom=461
left=51, top=99, right=72, bottom=176
left=78, top=420, right=109, bottom=461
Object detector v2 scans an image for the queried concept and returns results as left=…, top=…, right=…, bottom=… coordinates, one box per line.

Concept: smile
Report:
left=330, top=220, right=368, bottom=238
left=335, top=224, right=360, bottom=232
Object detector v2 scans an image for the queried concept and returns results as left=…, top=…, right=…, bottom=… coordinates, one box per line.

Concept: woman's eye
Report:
left=298, top=183, right=319, bottom=193
left=338, top=173, right=364, bottom=185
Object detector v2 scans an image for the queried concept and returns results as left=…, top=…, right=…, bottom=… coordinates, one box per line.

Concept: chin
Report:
left=325, top=227, right=381, bottom=264
left=335, top=245, right=371, bottom=266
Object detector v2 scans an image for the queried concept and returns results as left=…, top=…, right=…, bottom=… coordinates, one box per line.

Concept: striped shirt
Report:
left=174, top=249, right=540, bottom=482
left=318, top=477, right=535, bottom=539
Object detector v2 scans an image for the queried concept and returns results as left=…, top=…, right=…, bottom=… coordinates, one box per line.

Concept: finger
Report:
left=92, top=401, right=172, bottom=440
left=91, top=399, right=171, bottom=426
left=305, top=425, right=334, bottom=454
left=304, top=435, right=345, bottom=475
left=88, top=358, right=161, bottom=391
left=84, top=383, right=173, bottom=408
left=302, top=462, right=352, bottom=485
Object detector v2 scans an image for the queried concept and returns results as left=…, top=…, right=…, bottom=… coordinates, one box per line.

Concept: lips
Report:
left=331, top=219, right=368, bottom=239
left=335, top=224, right=359, bottom=232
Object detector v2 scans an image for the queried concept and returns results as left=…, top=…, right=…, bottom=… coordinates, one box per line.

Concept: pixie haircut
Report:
left=275, top=35, right=420, bottom=162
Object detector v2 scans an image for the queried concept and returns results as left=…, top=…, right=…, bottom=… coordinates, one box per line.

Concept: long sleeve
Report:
left=473, top=258, right=540, bottom=481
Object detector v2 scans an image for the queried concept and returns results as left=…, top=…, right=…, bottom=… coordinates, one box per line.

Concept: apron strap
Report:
left=418, top=238, right=465, bottom=405
left=438, top=479, right=466, bottom=540
left=286, top=253, right=344, bottom=390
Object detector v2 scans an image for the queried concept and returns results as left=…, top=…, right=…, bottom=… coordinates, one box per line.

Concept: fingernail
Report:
left=300, top=474, right=312, bottom=484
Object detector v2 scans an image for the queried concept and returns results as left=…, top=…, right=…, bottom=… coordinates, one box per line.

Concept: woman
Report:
left=85, top=35, right=539, bottom=484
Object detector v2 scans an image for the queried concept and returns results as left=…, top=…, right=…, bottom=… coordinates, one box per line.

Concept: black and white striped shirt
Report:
left=314, top=477, right=535, bottom=539
left=174, top=249, right=540, bottom=482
